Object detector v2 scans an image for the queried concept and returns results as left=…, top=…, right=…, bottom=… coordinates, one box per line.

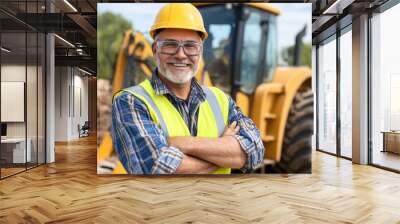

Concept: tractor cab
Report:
left=198, top=3, right=280, bottom=98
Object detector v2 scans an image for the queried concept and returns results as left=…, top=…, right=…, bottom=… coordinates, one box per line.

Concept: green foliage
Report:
left=301, top=43, right=311, bottom=67
left=97, top=12, right=133, bottom=80
left=281, top=43, right=312, bottom=67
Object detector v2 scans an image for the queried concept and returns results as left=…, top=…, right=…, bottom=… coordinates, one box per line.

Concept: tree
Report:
left=281, top=43, right=312, bottom=67
left=97, top=12, right=133, bottom=80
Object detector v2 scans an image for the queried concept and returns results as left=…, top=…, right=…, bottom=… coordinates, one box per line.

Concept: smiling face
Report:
left=153, top=29, right=202, bottom=84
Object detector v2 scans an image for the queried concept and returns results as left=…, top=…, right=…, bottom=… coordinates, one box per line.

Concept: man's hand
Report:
left=167, top=121, right=240, bottom=154
left=176, top=154, right=218, bottom=174
left=167, top=121, right=247, bottom=168
left=223, top=121, right=240, bottom=136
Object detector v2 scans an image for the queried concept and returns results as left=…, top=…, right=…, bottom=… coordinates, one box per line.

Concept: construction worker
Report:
left=111, top=3, right=264, bottom=174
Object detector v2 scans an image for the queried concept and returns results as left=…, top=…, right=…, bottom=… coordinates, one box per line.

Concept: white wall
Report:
left=1, top=65, right=28, bottom=138
left=1, top=65, right=26, bottom=81
left=54, top=67, right=89, bottom=141
left=73, top=73, right=89, bottom=136
left=2, top=63, right=46, bottom=164
left=55, top=66, right=68, bottom=141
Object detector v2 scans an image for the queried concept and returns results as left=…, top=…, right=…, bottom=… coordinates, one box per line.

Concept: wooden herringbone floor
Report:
left=1, top=135, right=400, bottom=223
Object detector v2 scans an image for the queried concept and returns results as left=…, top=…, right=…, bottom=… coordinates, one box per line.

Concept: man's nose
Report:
left=175, top=46, right=187, bottom=59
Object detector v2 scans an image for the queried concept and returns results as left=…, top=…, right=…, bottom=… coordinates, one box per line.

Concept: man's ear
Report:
left=152, top=43, right=157, bottom=55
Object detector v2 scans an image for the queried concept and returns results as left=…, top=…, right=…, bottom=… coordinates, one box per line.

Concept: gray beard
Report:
left=156, top=56, right=197, bottom=84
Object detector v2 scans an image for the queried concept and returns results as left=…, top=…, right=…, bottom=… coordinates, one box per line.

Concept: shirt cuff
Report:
left=151, top=146, right=183, bottom=174
left=234, top=135, right=262, bottom=173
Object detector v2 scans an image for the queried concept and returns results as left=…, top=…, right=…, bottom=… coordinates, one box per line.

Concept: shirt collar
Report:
left=150, top=68, right=206, bottom=102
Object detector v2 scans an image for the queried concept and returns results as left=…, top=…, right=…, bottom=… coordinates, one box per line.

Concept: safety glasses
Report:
left=156, top=40, right=202, bottom=56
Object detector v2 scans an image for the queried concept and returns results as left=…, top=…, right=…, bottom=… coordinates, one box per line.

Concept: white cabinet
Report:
left=1, top=138, right=32, bottom=163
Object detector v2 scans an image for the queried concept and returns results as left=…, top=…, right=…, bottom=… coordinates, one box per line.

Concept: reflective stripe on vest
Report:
left=201, top=86, right=225, bottom=136
left=118, top=79, right=231, bottom=174
left=123, top=85, right=170, bottom=136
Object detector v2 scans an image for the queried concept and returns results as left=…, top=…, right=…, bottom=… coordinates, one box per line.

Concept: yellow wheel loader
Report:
left=97, top=3, right=313, bottom=174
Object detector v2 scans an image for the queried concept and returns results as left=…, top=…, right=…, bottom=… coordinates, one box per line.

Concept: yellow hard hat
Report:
left=150, top=3, right=208, bottom=40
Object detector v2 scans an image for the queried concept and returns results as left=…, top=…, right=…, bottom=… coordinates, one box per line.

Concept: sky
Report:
left=98, top=3, right=311, bottom=54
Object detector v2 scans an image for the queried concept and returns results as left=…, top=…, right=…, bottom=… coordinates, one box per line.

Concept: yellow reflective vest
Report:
left=121, top=79, right=231, bottom=174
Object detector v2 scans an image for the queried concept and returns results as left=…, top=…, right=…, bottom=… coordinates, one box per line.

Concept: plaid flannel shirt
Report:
left=111, top=71, right=264, bottom=174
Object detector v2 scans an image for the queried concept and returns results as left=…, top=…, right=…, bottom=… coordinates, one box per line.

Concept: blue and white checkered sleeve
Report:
left=227, top=97, right=264, bottom=172
left=111, top=92, right=183, bottom=174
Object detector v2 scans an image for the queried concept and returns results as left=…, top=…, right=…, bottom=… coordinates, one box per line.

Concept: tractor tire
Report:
left=273, top=88, right=313, bottom=173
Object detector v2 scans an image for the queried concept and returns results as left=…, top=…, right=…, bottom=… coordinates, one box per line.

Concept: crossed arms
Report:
left=170, top=121, right=246, bottom=174
left=111, top=92, right=264, bottom=174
